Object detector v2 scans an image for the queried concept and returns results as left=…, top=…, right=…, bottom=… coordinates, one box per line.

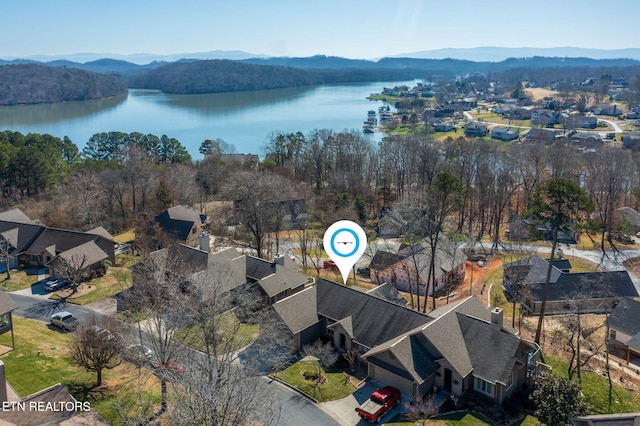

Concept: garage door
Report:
left=371, top=364, right=414, bottom=397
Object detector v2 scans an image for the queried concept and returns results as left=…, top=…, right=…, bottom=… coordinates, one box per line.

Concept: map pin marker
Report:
left=323, top=220, right=367, bottom=285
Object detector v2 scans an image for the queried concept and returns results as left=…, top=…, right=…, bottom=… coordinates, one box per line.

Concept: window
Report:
left=610, top=329, right=617, bottom=340
left=0, top=314, right=9, bottom=328
left=475, top=377, right=493, bottom=396
left=506, top=371, right=513, bottom=389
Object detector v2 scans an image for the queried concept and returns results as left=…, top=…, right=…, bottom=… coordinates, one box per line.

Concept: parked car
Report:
left=357, top=265, right=370, bottom=275
left=44, top=279, right=60, bottom=291
left=44, top=279, right=69, bottom=292
left=355, top=386, right=401, bottom=423
left=89, top=325, right=115, bottom=341
left=49, top=311, right=79, bottom=332
left=123, top=344, right=153, bottom=364
left=155, top=360, right=185, bottom=379
left=323, top=260, right=338, bottom=271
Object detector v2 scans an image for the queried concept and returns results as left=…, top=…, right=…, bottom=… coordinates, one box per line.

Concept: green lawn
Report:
left=545, top=356, right=640, bottom=414
left=174, top=311, right=259, bottom=353
left=276, top=359, right=356, bottom=402
left=387, top=412, right=538, bottom=425
left=0, top=269, right=39, bottom=292
left=0, top=317, right=160, bottom=425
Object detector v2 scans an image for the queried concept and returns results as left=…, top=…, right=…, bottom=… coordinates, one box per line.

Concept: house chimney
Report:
left=491, top=307, right=504, bottom=328
left=0, top=361, right=8, bottom=402
left=273, top=253, right=284, bottom=266
left=199, top=233, right=211, bottom=253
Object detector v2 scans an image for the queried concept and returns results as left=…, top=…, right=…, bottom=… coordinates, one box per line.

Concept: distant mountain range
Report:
left=0, top=50, right=267, bottom=65
left=391, top=47, right=640, bottom=62
left=4, top=46, right=640, bottom=65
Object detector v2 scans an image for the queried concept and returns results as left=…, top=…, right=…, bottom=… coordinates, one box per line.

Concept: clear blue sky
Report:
left=3, top=0, right=639, bottom=60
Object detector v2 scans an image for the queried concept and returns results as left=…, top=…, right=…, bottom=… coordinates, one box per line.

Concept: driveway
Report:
left=320, top=379, right=406, bottom=426
left=12, top=280, right=54, bottom=298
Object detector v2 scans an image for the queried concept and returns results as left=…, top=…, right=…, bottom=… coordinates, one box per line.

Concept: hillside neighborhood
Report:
left=0, top=198, right=639, bottom=425
left=3, top=57, right=640, bottom=425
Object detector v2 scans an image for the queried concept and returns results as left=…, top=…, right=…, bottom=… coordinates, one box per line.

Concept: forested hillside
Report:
left=130, top=60, right=322, bottom=94
left=0, top=63, right=128, bottom=105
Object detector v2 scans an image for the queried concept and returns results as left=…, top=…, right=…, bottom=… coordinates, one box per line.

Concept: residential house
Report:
left=155, top=205, right=210, bottom=245
left=490, top=127, right=519, bottom=141
left=430, top=119, right=455, bottom=133
left=566, top=114, right=598, bottom=129
left=531, top=109, right=563, bottom=126
left=272, top=279, right=540, bottom=402
left=570, top=132, right=603, bottom=146
left=26, top=228, right=116, bottom=279
left=503, top=256, right=639, bottom=315
left=615, top=206, right=640, bottom=234
left=623, top=132, right=640, bottom=150
left=369, top=235, right=467, bottom=296
left=607, top=297, right=640, bottom=365
left=463, top=122, right=488, bottom=138
left=126, top=243, right=309, bottom=309
left=524, top=128, right=556, bottom=144
left=592, top=104, right=620, bottom=117
left=246, top=255, right=311, bottom=304
left=0, top=211, right=116, bottom=278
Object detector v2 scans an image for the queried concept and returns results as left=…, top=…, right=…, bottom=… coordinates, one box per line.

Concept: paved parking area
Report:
left=319, top=379, right=406, bottom=425
left=12, top=280, right=51, bottom=298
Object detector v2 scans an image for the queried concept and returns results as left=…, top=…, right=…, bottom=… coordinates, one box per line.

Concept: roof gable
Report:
left=609, top=297, right=640, bottom=337
left=258, top=264, right=309, bottom=298
left=316, top=279, right=432, bottom=349
left=457, top=314, right=520, bottom=384
left=273, top=286, right=319, bottom=334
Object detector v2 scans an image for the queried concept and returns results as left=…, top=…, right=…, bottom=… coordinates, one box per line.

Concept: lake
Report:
left=0, top=80, right=419, bottom=159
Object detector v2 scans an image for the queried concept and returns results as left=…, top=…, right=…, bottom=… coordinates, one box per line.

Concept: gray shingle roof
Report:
left=527, top=271, right=639, bottom=303
left=365, top=297, right=528, bottom=386
left=503, top=255, right=563, bottom=285
left=0, top=221, right=44, bottom=255
left=54, top=240, right=109, bottom=266
left=0, top=208, right=33, bottom=224
left=0, top=292, right=18, bottom=314
left=272, top=286, right=319, bottom=334
left=457, top=314, right=519, bottom=385
left=609, top=297, right=640, bottom=337
left=258, top=264, right=309, bottom=298
left=316, top=278, right=432, bottom=349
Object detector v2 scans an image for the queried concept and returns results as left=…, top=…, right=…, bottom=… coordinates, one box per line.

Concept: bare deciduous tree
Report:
left=126, top=245, right=284, bottom=425
left=69, top=314, right=126, bottom=387
left=55, top=253, right=90, bottom=294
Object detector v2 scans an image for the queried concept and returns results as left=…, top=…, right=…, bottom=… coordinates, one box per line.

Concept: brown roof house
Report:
left=0, top=210, right=116, bottom=278
left=369, top=235, right=467, bottom=296
left=503, top=256, right=639, bottom=315
left=272, top=279, right=541, bottom=402
left=124, top=243, right=310, bottom=311
left=155, top=205, right=210, bottom=245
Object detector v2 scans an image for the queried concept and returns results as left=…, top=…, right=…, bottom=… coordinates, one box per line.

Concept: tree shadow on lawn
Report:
left=66, top=380, right=114, bottom=404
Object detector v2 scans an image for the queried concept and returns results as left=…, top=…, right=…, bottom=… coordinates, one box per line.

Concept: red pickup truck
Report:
left=323, top=260, right=338, bottom=271
left=355, top=385, right=401, bottom=423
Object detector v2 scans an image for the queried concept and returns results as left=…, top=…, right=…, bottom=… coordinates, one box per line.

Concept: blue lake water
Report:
left=0, top=80, right=419, bottom=159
